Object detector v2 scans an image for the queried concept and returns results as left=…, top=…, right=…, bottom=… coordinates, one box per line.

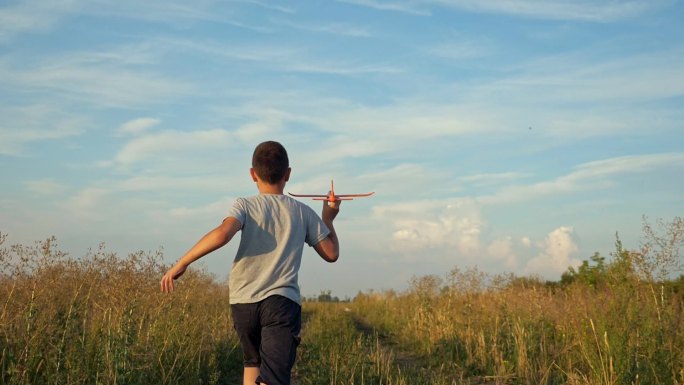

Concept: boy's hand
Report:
left=160, top=263, right=187, bottom=293
left=322, top=195, right=340, bottom=222
left=316, top=195, right=340, bottom=263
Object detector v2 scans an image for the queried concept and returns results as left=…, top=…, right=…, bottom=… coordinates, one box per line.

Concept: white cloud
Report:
left=153, top=36, right=401, bottom=76
left=485, top=48, right=684, bottom=108
left=118, top=118, right=161, bottom=136
left=196, top=45, right=684, bottom=149
left=487, top=236, right=518, bottom=269
left=0, top=0, right=80, bottom=41
left=482, top=153, right=684, bottom=205
left=272, top=18, right=372, bottom=37
left=52, top=173, right=240, bottom=234
left=427, top=40, right=491, bottom=61
left=90, top=1, right=227, bottom=24
left=114, top=129, right=238, bottom=166
left=234, top=112, right=289, bottom=143
left=0, top=0, right=285, bottom=42
left=309, top=101, right=500, bottom=142
left=379, top=198, right=485, bottom=256
left=76, top=1, right=257, bottom=27
left=0, top=104, right=87, bottom=156
left=63, top=187, right=109, bottom=216
left=0, top=52, right=194, bottom=107
left=373, top=196, right=589, bottom=277
left=571, top=153, right=684, bottom=178
left=307, top=136, right=387, bottom=162
left=355, top=163, right=444, bottom=199
left=23, top=179, right=67, bottom=195
left=460, top=172, right=530, bottom=187
left=524, top=226, right=581, bottom=278
left=341, top=0, right=667, bottom=21
left=237, top=0, right=295, bottom=14
left=117, top=175, right=230, bottom=193
left=169, top=198, right=236, bottom=218
left=337, top=0, right=431, bottom=15
left=393, top=228, right=420, bottom=241
left=433, top=0, right=662, bottom=22
left=520, top=236, right=532, bottom=248
left=207, top=96, right=495, bottom=179
left=157, top=37, right=300, bottom=63
left=284, top=61, right=403, bottom=76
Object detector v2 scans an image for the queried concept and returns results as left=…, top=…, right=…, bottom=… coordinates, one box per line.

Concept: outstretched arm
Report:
left=314, top=199, right=340, bottom=263
left=160, top=217, right=241, bottom=293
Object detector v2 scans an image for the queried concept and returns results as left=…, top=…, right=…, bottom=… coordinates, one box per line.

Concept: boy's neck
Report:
left=257, top=181, right=285, bottom=195
left=251, top=168, right=290, bottom=195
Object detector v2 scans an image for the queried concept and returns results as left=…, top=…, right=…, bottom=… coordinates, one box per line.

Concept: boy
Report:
left=160, top=141, right=340, bottom=385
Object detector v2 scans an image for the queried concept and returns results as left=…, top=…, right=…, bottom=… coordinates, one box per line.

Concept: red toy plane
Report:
left=289, top=180, right=374, bottom=205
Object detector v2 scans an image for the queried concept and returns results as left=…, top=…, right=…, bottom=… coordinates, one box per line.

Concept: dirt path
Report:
left=230, top=304, right=502, bottom=385
left=347, top=311, right=500, bottom=385
left=348, top=312, right=423, bottom=374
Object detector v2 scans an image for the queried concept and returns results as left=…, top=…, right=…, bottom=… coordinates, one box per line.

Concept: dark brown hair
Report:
left=252, top=141, right=289, bottom=184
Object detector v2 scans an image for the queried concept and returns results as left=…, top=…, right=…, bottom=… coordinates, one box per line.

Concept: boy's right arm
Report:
left=160, top=217, right=241, bottom=293
left=314, top=199, right=340, bottom=263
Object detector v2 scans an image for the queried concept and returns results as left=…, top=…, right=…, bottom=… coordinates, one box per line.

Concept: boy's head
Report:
left=252, top=141, right=290, bottom=184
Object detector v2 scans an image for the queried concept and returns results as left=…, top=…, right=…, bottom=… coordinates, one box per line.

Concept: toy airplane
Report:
left=289, top=180, right=374, bottom=204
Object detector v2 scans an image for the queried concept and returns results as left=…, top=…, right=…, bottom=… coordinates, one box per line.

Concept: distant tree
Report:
left=410, top=274, right=443, bottom=298
left=559, top=216, right=684, bottom=289
left=316, top=289, right=339, bottom=302
left=605, top=234, right=639, bottom=285
left=506, top=275, right=547, bottom=290
left=446, top=267, right=484, bottom=294
left=561, top=252, right=607, bottom=288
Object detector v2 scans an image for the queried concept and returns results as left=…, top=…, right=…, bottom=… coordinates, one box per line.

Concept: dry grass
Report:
left=0, top=234, right=241, bottom=385
left=351, top=270, right=684, bottom=385
left=1, top=216, right=682, bottom=385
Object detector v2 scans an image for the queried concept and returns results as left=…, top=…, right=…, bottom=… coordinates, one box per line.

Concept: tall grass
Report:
left=0, top=234, right=241, bottom=385
left=347, top=218, right=684, bottom=384
left=352, top=267, right=684, bottom=385
left=1, top=216, right=682, bottom=385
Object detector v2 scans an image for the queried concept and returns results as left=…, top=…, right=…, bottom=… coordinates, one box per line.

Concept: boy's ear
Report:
left=284, top=167, right=291, bottom=182
left=250, top=168, right=258, bottom=182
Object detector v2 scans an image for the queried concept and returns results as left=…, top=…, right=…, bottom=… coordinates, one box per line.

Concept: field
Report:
left=1, top=218, right=683, bottom=385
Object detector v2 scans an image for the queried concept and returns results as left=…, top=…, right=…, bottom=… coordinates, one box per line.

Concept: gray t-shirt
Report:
left=226, top=194, right=330, bottom=305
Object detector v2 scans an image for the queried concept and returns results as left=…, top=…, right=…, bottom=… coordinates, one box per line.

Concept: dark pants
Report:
left=231, top=295, right=302, bottom=385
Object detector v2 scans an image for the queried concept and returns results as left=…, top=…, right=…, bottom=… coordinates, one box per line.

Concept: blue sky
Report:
left=1, top=0, right=683, bottom=298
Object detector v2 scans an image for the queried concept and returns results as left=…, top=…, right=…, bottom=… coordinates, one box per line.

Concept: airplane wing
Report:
left=288, top=191, right=374, bottom=201
left=288, top=193, right=328, bottom=198
left=336, top=192, right=375, bottom=198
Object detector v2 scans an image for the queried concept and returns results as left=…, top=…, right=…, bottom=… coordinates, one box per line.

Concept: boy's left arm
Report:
left=160, top=217, right=241, bottom=293
left=313, top=199, right=340, bottom=263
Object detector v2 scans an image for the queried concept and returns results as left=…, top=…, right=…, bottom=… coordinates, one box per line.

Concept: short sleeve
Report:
left=304, top=206, right=330, bottom=247
left=226, top=198, right=246, bottom=228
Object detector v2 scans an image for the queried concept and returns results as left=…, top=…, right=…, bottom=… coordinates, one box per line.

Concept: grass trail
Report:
left=294, top=302, right=404, bottom=385
left=349, top=311, right=430, bottom=381
left=295, top=302, right=480, bottom=385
